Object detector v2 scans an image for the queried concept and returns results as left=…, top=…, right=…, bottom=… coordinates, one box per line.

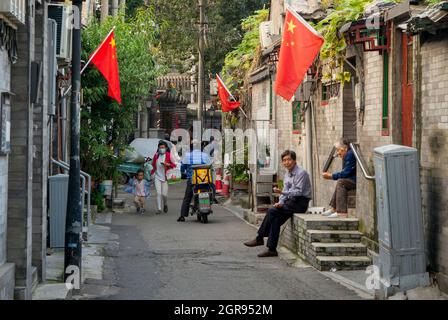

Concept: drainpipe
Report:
left=60, top=88, right=67, bottom=162
left=414, top=34, right=422, bottom=161
left=305, top=100, right=314, bottom=206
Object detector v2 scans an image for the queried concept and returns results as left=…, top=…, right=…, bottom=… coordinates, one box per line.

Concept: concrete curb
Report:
left=218, top=203, right=258, bottom=230
left=319, top=271, right=374, bottom=299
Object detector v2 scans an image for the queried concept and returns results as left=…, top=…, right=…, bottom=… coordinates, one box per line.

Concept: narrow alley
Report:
left=82, top=182, right=365, bottom=300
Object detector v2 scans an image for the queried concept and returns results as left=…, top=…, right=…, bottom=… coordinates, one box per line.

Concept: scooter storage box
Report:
left=191, top=165, right=212, bottom=185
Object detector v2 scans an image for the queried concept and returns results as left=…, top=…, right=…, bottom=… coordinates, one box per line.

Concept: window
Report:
left=321, top=82, right=339, bottom=105
left=0, top=93, right=11, bottom=155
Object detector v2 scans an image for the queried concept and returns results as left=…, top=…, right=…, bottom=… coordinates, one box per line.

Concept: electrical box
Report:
left=373, top=144, right=429, bottom=298
left=49, top=174, right=69, bottom=248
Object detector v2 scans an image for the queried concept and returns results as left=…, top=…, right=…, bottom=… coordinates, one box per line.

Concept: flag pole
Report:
left=237, top=105, right=248, bottom=119
left=82, top=26, right=116, bottom=73
left=63, top=26, right=116, bottom=97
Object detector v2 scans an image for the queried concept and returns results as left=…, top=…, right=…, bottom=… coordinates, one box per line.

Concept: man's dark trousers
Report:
left=181, top=180, right=193, bottom=217
left=256, top=197, right=310, bottom=251
left=181, top=180, right=217, bottom=217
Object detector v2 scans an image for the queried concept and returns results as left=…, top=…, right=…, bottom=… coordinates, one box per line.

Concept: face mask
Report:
left=159, top=148, right=166, bottom=154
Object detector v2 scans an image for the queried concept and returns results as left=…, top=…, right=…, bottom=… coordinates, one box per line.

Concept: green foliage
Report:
left=91, top=189, right=105, bottom=213
left=314, top=0, right=374, bottom=81
left=125, top=0, right=145, bottom=19
left=225, top=140, right=250, bottom=182
left=81, top=8, right=162, bottom=181
left=143, top=0, right=269, bottom=74
left=226, top=164, right=249, bottom=182
left=221, top=9, right=269, bottom=91
left=204, top=1, right=270, bottom=75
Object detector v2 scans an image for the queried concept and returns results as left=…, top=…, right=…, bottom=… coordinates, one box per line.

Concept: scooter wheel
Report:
left=196, top=214, right=201, bottom=222
left=201, top=214, right=208, bottom=224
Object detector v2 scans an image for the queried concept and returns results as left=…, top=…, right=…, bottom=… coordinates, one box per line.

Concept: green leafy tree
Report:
left=220, top=8, right=269, bottom=127
left=140, top=0, right=269, bottom=74
left=221, top=9, right=269, bottom=90
left=81, top=8, right=163, bottom=181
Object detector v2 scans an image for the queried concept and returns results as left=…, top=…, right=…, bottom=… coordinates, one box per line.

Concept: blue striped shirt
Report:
left=181, top=150, right=212, bottom=180
left=279, top=165, right=312, bottom=204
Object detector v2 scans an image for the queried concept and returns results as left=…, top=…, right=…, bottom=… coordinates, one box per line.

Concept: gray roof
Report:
left=408, top=1, right=448, bottom=33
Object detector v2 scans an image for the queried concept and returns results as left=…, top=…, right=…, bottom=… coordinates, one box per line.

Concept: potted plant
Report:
left=226, top=163, right=249, bottom=190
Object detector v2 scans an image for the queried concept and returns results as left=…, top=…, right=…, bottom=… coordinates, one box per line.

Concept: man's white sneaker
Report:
left=328, top=212, right=339, bottom=218
left=322, top=209, right=335, bottom=216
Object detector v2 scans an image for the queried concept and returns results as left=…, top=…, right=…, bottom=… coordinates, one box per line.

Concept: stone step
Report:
left=310, top=242, right=368, bottom=257
left=306, top=230, right=363, bottom=243
left=314, top=256, right=372, bottom=271
left=296, top=214, right=359, bottom=231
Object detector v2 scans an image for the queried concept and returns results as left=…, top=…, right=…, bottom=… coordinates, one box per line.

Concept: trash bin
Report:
left=48, top=174, right=69, bottom=248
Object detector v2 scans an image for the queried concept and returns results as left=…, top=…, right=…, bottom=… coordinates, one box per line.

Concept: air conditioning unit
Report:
left=0, top=0, right=26, bottom=25
left=259, top=21, right=274, bottom=49
left=48, top=3, right=72, bottom=62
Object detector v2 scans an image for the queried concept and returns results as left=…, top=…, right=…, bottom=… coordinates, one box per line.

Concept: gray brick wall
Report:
left=7, top=0, right=35, bottom=300
left=419, top=34, right=448, bottom=281
left=311, top=87, right=344, bottom=208
left=0, top=48, right=11, bottom=267
left=355, top=51, right=392, bottom=238
left=274, top=96, right=306, bottom=180
left=32, top=1, right=49, bottom=282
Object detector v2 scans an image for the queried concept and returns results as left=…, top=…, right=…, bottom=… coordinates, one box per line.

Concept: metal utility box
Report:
left=49, top=174, right=69, bottom=248
left=373, top=145, right=429, bottom=298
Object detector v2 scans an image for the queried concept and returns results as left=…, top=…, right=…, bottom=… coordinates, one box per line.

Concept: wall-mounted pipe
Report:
left=350, top=142, right=375, bottom=181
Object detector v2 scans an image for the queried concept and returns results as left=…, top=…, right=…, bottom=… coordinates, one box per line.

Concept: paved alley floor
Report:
left=99, top=181, right=366, bottom=300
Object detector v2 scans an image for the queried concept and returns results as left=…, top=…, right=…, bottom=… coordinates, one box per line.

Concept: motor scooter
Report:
left=190, top=164, right=214, bottom=223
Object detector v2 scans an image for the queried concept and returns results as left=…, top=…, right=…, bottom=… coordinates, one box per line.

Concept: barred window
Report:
left=321, top=82, right=340, bottom=104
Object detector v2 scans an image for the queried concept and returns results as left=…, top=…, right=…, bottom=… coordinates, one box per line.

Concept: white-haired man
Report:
left=322, top=138, right=357, bottom=218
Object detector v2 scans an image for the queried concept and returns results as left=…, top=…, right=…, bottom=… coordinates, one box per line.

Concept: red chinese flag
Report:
left=274, top=8, right=324, bottom=101
left=216, top=74, right=240, bottom=112
left=90, top=30, right=121, bottom=104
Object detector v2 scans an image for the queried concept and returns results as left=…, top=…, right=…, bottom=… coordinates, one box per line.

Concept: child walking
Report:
left=151, top=140, right=177, bottom=214
left=133, top=169, right=150, bottom=214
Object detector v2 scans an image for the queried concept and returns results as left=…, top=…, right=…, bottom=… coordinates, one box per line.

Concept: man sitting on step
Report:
left=321, top=138, right=357, bottom=218
left=244, top=150, right=312, bottom=257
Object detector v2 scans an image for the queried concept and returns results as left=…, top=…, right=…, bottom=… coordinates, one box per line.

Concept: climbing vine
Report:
left=315, top=0, right=374, bottom=82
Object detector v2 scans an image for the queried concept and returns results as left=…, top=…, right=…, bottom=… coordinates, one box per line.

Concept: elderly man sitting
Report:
left=244, top=150, right=311, bottom=257
left=322, top=138, right=356, bottom=218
